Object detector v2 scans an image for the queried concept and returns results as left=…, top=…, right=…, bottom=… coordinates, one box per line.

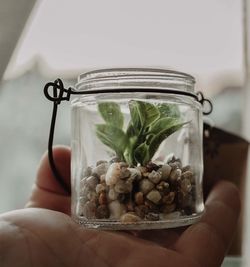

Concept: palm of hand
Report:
left=0, top=147, right=240, bottom=267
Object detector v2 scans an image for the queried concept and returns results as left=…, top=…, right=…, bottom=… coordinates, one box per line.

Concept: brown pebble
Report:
left=169, top=168, right=182, bottom=182
left=148, top=170, right=162, bottom=184
left=82, top=201, right=96, bottom=219
left=108, top=187, right=119, bottom=201
left=146, top=190, right=162, bottom=204
left=96, top=183, right=106, bottom=194
left=126, top=201, right=134, bottom=212
left=96, top=160, right=108, bottom=166
left=156, top=181, right=169, bottom=193
left=160, top=164, right=172, bottom=180
left=180, top=178, right=192, bottom=193
left=99, top=192, right=107, bottom=205
left=139, top=179, right=154, bottom=194
left=96, top=205, right=110, bottom=219
left=135, top=192, right=144, bottom=205
left=182, top=165, right=191, bottom=172
left=181, top=171, right=194, bottom=183
left=162, top=191, right=175, bottom=205
left=100, top=174, right=106, bottom=183
left=114, top=180, right=133, bottom=193
left=161, top=203, right=176, bottom=214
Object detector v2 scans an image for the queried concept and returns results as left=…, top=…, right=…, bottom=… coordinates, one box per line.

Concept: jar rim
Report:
left=75, top=68, right=195, bottom=93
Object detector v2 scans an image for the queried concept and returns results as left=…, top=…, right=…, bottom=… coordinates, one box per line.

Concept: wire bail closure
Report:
left=44, top=79, right=213, bottom=192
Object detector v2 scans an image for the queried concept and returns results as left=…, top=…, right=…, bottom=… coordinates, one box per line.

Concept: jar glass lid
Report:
left=75, top=68, right=195, bottom=93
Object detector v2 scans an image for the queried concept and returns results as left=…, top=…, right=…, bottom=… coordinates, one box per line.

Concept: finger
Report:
left=174, top=180, right=241, bottom=267
left=26, top=146, right=71, bottom=214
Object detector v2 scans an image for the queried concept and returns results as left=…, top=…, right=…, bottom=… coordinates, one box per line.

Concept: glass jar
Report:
left=70, top=68, right=204, bottom=230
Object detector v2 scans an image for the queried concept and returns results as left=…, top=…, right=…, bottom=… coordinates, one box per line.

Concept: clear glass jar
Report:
left=71, top=68, right=204, bottom=230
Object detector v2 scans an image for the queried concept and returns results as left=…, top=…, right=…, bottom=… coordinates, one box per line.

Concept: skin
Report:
left=0, top=146, right=241, bottom=267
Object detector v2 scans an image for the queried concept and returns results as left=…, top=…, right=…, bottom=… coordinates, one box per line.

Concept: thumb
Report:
left=26, top=146, right=71, bottom=215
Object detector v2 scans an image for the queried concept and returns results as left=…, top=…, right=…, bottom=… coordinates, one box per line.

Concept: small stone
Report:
left=161, top=203, right=176, bottom=214
left=180, top=178, right=192, bottom=193
left=99, top=192, right=107, bottom=205
left=139, top=179, right=155, bottom=194
left=86, top=176, right=99, bottom=190
left=79, top=196, right=88, bottom=205
left=181, top=170, right=194, bottom=183
left=105, top=162, right=121, bottom=186
left=120, top=212, right=141, bottom=223
left=114, top=180, right=133, bottom=193
left=128, top=168, right=142, bottom=181
left=95, top=205, right=110, bottom=219
left=100, top=174, right=106, bottom=183
left=96, top=183, right=106, bottom=194
left=92, top=162, right=109, bottom=177
left=135, top=205, right=149, bottom=218
left=135, top=192, right=144, bottom=205
left=83, top=167, right=92, bottom=177
left=169, top=162, right=181, bottom=170
left=120, top=168, right=131, bottom=179
left=79, top=184, right=89, bottom=196
left=144, top=200, right=160, bottom=212
left=108, top=188, right=119, bottom=201
left=96, top=160, right=108, bottom=166
left=168, top=156, right=182, bottom=167
left=126, top=201, right=135, bottom=212
left=146, top=190, right=162, bottom=204
left=160, top=164, right=172, bottom=180
left=82, top=201, right=96, bottom=219
left=169, top=168, right=182, bottom=182
left=148, top=170, right=162, bottom=184
left=108, top=200, right=126, bottom=219
left=87, top=191, right=98, bottom=202
left=156, top=181, right=169, bottom=193
left=162, top=191, right=175, bottom=204
left=145, top=212, right=159, bottom=221
left=182, top=165, right=191, bottom=172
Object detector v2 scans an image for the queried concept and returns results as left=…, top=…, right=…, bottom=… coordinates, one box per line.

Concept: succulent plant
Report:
left=96, top=100, right=185, bottom=166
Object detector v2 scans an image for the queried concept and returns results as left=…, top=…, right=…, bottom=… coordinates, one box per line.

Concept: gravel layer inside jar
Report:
left=78, top=156, right=196, bottom=223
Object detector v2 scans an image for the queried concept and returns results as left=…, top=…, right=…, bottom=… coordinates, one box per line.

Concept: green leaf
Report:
left=134, top=142, right=150, bottom=166
left=129, top=100, right=160, bottom=129
left=123, top=136, right=138, bottom=166
left=157, top=103, right=181, bottom=118
left=148, top=120, right=186, bottom=159
left=98, top=102, right=124, bottom=128
left=96, top=124, right=128, bottom=159
left=148, top=117, right=179, bottom=135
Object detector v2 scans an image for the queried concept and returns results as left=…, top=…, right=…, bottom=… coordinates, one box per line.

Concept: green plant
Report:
left=96, top=100, right=185, bottom=166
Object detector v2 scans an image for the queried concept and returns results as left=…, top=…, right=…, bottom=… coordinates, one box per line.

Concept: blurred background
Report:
left=0, top=0, right=249, bottom=266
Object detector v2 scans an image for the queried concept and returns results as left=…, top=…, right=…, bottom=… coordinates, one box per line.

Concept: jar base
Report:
left=72, top=212, right=203, bottom=230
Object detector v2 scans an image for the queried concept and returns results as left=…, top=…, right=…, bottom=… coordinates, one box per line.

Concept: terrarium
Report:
left=44, top=68, right=208, bottom=230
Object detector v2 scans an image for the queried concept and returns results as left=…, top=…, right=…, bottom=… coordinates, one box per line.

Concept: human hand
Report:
left=0, top=146, right=241, bottom=267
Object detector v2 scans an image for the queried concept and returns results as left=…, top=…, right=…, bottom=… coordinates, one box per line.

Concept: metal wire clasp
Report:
left=44, top=79, right=73, bottom=194
left=196, top=91, right=213, bottom=115
left=44, top=78, right=72, bottom=104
